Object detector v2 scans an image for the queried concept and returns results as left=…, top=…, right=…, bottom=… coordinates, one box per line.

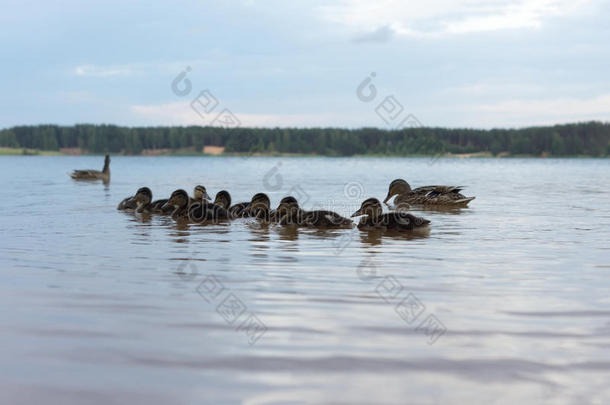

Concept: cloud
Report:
left=73, top=64, right=134, bottom=77
left=352, top=25, right=395, bottom=43
left=317, top=0, right=594, bottom=37
left=130, top=102, right=340, bottom=127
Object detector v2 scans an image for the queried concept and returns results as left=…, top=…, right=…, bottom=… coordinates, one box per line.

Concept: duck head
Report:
left=193, top=185, right=211, bottom=201
left=214, top=190, right=232, bottom=209
left=243, top=193, right=271, bottom=216
left=164, top=189, right=189, bottom=210
left=351, top=198, right=383, bottom=218
left=383, top=179, right=411, bottom=204
left=133, top=187, right=152, bottom=206
left=276, top=196, right=299, bottom=217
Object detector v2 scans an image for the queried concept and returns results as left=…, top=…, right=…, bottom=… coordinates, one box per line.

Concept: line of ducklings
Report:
left=117, top=179, right=475, bottom=232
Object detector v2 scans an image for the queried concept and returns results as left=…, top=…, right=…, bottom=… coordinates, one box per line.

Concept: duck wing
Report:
left=412, top=185, right=463, bottom=195
left=150, top=199, right=171, bottom=214
left=228, top=202, right=249, bottom=218
left=117, top=195, right=136, bottom=210
left=302, top=210, right=352, bottom=228
left=384, top=212, right=430, bottom=230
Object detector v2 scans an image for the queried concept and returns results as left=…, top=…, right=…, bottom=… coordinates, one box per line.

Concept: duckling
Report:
left=128, top=187, right=172, bottom=214
left=352, top=198, right=430, bottom=231
left=213, top=190, right=232, bottom=209
left=383, top=179, right=475, bottom=207
left=302, top=209, right=353, bottom=228
left=130, top=187, right=154, bottom=213
left=242, top=193, right=272, bottom=221
left=188, top=190, right=231, bottom=223
left=117, top=193, right=137, bottom=211
left=275, top=197, right=305, bottom=225
left=162, top=189, right=191, bottom=221
left=191, top=185, right=211, bottom=203
left=228, top=202, right=249, bottom=218
left=267, top=196, right=299, bottom=222
left=228, top=192, right=257, bottom=218
left=276, top=197, right=352, bottom=228
left=70, top=154, right=110, bottom=183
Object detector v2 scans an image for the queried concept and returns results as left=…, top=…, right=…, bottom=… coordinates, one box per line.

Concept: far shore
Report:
left=0, top=147, right=605, bottom=158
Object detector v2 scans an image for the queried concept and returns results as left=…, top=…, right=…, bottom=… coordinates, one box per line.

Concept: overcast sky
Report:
left=1, top=0, right=609, bottom=129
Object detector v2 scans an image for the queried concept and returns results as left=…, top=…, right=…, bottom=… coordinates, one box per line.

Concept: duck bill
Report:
left=242, top=203, right=252, bottom=214
left=350, top=208, right=363, bottom=218
left=204, top=192, right=211, bottom=201
left=382, top=192, right=393, bottom=204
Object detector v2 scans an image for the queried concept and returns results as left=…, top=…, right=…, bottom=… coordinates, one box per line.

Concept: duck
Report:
left=228, top=192, right=257, bottom=219
left=352, top=198, right=430, bottom=231
left=383, top=179, right=475, bottom=207
left=129, top=187, right=154, bottom=213
left=70, top=154, right=110, bottom=183
left=117, top=187, right=171, bottom=214
left=276, top=196, right=352, bottom=228
left=274, top=196, right=306, bottom=225
left=162, top=189, right=191, bottom=221
left=242, top=193, right=273, bottom=222
left=191, top=185, right=211, bottom=203
left=213, top=190, right=232, bottom=209
left=130, top=187, right=173, bottom=214
left=117, top=193, right=137, bottom=211
left=188, top=190, right=231, bottom=223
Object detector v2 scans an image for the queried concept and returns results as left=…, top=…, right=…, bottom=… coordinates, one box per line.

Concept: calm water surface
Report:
left=1, top=156, right=609, bottom=404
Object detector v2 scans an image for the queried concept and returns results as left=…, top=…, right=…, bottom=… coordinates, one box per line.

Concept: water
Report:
left=1, top=156, right=609, bottom=405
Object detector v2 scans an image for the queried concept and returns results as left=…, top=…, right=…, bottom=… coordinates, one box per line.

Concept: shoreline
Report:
left=0, top=147, right=605, bottom=158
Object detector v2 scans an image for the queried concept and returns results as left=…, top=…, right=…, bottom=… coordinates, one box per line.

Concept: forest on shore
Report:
left=0, top=121, right=608, bottom=156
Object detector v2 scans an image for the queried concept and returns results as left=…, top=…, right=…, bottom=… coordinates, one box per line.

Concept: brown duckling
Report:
left=130, top=187, right=153, bottom=213
left=188, top=190, right=231, bottom=223
left=191, top=185, right=211, bottom=203
left=276, top=197, right=352, bottom=228
left=70, top=154, right=110, bottom=183
left=384, top=179, right=475, bottom=207
left=162, top=189, right=191, bottom=221
left=228, top=192, right=257, bottom=219
left=129, top=187, right=172, bottom=214
left=242, top=193, right=272, bottom=221
left=213, top=190, right=232, bottom=209
left=117, top=193, right=137, bottom=211
left=352, top=198, right=430, bottom=231
left=274, top=196, right=305, bottom=225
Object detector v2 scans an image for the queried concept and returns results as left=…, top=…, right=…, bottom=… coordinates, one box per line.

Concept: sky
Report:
left=1, top=0, right=609, bottom=129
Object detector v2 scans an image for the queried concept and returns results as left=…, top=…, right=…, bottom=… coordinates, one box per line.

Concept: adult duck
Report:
left=70, top=155, right=110, bottom=183
left=383, top=179, right=475, bottom=207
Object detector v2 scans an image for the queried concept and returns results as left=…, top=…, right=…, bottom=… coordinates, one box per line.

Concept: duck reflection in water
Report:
left=169, top=228, right=191, bottom=244
left=277, top=224, right=299, bottom=241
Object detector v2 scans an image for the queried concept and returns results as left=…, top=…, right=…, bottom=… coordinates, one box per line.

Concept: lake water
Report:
left=1, top=156, right=609, bottom=405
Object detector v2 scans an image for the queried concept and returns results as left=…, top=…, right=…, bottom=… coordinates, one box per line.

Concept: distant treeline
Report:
left=1, top=122, right=608, bottom=156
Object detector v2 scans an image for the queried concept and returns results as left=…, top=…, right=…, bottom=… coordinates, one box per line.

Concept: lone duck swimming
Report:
left=70, top=154, right=110, bottom=183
